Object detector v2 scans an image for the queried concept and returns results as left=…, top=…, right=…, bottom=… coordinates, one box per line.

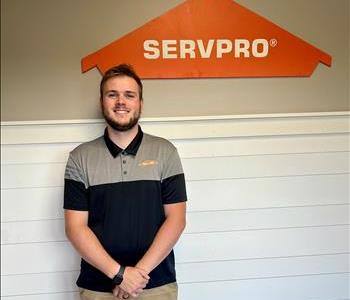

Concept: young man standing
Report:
left=64, top=64, right=187, bottom=300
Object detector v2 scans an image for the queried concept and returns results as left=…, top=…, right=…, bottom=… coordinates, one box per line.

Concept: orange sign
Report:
left=81, top=0, right=332, bottom=78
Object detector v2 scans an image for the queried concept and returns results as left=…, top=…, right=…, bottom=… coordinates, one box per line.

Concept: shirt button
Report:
left=121, top=151, right=126, bottom=155
left=123, top=160, right=126, bottom=164
left=123, top=171, right=127, bottom=175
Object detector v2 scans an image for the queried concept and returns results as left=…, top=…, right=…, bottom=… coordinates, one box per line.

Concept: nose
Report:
left=116, top=94, right=126, bottom=104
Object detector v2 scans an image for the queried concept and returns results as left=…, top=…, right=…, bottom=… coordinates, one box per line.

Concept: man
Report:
left=64, top=64, right=187, bottom=300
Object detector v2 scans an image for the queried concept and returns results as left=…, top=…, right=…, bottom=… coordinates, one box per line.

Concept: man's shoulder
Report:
left=69, top=135, right=105, bottom=158
left=142, top=132, right=176, bottom=151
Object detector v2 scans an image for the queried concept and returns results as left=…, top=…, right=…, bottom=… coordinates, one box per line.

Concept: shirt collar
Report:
left=104, top=126, right=143, bottom=158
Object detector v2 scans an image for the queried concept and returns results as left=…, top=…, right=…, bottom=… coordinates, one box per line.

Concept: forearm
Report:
left=66, top=225, right=119, bottom=279
left=136, top=215, right=186, bottom=273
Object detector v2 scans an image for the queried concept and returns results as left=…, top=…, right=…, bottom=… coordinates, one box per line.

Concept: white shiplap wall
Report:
left=1, top=112, right=349, bottom=300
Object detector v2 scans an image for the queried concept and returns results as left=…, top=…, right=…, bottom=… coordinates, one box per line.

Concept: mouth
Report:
left=113, top=108, right=130, bottom=114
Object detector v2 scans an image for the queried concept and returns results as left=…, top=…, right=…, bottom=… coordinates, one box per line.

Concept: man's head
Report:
left=100, top=64, right=143, bottom=132
left=100, top=64, right=143, bottom=101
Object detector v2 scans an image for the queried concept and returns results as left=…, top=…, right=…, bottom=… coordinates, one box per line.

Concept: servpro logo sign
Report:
left=81, top=0, right=332, bottom=78
left=143, top=39, right=272, bottom=59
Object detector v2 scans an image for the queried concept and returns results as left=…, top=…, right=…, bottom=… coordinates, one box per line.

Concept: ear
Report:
left=140, top=98, right=144, bottom=111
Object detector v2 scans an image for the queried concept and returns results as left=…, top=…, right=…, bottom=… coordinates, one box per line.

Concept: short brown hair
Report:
left=100, top=64, right=143, bottom=100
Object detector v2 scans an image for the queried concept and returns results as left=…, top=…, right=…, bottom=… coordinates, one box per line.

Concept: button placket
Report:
left=121, top=152, right=127, bottom=177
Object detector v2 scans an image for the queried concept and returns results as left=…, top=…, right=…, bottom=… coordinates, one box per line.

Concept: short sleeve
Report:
left=161, top=149, right=187, bottom=204
left=64, top=153, right=89, bottom=210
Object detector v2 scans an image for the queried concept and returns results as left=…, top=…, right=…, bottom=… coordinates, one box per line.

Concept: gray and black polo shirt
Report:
left=64, top=126, right=187, bottom=292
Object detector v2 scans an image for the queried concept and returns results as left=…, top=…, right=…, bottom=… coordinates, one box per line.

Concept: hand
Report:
left=119, top=267, right=150, bottom=298
left=112, top=286, right=130, bottom=299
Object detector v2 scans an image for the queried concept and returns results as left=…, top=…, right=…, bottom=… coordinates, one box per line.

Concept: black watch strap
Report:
left=112, top=265, right=125, bottom=286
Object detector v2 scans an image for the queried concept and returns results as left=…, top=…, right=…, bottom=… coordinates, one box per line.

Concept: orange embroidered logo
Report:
left=138, top=160, right=159, bottom=167
left=81, top=0, right=331, bottom=78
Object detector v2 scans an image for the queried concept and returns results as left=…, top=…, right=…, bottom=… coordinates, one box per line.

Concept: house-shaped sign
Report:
left=81, top=0, right=332, bottom=78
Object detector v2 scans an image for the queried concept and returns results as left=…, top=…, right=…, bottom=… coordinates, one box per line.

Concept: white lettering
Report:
left=162, top=40, right=177, bottom=59
left=143, top=39, right=271, bottom=60
left=180, top=40, right=196, bottom=59
left=217, top=39, right=233, bottom=58
left=234, top=39, right=250, bottom=58
left=197, top=39, right=215, bottom=58
left=143, top=40, right=160, bottom=59
left=252, top=39, right=269, bottom=57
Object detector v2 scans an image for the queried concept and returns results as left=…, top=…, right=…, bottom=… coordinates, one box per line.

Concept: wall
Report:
left=1, top=113, right=349, bottom=299
left=1, top=1, right=349, bottom=299
left=1, top=0, right=349, bottom=121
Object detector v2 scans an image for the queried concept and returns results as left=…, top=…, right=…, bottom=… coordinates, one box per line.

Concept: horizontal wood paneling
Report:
left=1, top=187, right=64, bottom=222
left=178, top=273, right=349, bottom=300
left=2, top=143, right=78, bottom=165
left=2, top=113, right=349, bottom=145
left=2, top=274, right=348, bottom=300
left=2, top=134, right=349, bottom=164
left=183, top=151, right=348, bottom=181
left=176, top=254, right=349, bottom=283
left=2, top=205, right=348, bottom=245
left=2, top=271, right=79, bottom=297
left=1, top=114, right=349, bottom=299
left=176, top=225, right=349, bottom=263
left=185, top=205, right=349, bottom=233
left=2, top=225, right=348, bottom=275
left=1, top=242, right=80, bottom=275
left=1, top=293, right=80, bottom=300
left=2, top=219, right=66, bottom=245
left=1, top=152, right=348, bottom=189
left=2, top=254, right=348, bottom=296
left=2, top=174, right=348, bottom=222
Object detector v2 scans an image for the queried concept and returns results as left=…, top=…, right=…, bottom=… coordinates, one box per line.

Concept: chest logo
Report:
left=138, top=160, right=159, bottom=167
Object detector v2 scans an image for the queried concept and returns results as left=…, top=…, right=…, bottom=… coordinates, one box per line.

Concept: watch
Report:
left=112, top=265, right=125, bottom=286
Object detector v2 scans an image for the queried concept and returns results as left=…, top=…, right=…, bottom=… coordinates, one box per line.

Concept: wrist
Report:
left=106, top=263, right=121, bottom=279
left=111, top=265, right=125, bottom=286
left=135, top=263, right=150, bottom=274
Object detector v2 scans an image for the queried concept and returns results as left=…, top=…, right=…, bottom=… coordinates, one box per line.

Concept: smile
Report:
left=113, top=109, right=130, bottom=114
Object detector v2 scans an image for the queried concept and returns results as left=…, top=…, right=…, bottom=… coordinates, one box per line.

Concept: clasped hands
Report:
left=113, top=266, right=149, bottom=299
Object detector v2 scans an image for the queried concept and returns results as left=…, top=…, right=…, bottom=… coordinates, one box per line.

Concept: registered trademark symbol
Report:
left=270, top=38, right=278, bottom=47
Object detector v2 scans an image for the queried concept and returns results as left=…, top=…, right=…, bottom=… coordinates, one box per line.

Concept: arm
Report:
left=135, top=202, right=186, bottom=273
left=64, top=209, right=120, bottom=279
left=65, top=209, right=149, bottom=297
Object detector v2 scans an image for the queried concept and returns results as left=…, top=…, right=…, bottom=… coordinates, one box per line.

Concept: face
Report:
left=101, top=76, right=143, bottom=132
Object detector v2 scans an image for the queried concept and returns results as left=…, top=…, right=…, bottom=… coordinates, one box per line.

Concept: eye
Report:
left=106, top=92, right=117, bottom=99
left=125, top=92, right=136, bottom=99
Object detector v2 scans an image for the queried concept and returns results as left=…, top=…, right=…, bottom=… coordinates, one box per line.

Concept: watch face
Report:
left=112, top=274, right=123, bottom=286
left=112, top=266, right=125, bottom=286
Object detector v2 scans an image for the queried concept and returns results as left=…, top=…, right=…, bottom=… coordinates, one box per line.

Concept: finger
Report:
left=112, top=287, right=119, bottom=297
left=114, top=291, right=121, bottom=298
left=117, top=290, right=123, bottom=298
left=138, top=275, right=149, bottom=283
left=135, top=288, right=143, bottom=295
left=140, top=282, right=147, bottom=289
left=138, top=269, right=150, bottom=280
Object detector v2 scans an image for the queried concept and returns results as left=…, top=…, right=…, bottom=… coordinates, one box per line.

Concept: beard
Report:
left=102, top=107, right=141, bottom=132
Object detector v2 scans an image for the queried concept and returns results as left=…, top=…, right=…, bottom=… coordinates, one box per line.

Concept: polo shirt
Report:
left=64, top=126, right=187, bottom=292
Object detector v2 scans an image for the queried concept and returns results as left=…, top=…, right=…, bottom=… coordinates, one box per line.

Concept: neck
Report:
left=106, top=124, right=139, bottom=149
